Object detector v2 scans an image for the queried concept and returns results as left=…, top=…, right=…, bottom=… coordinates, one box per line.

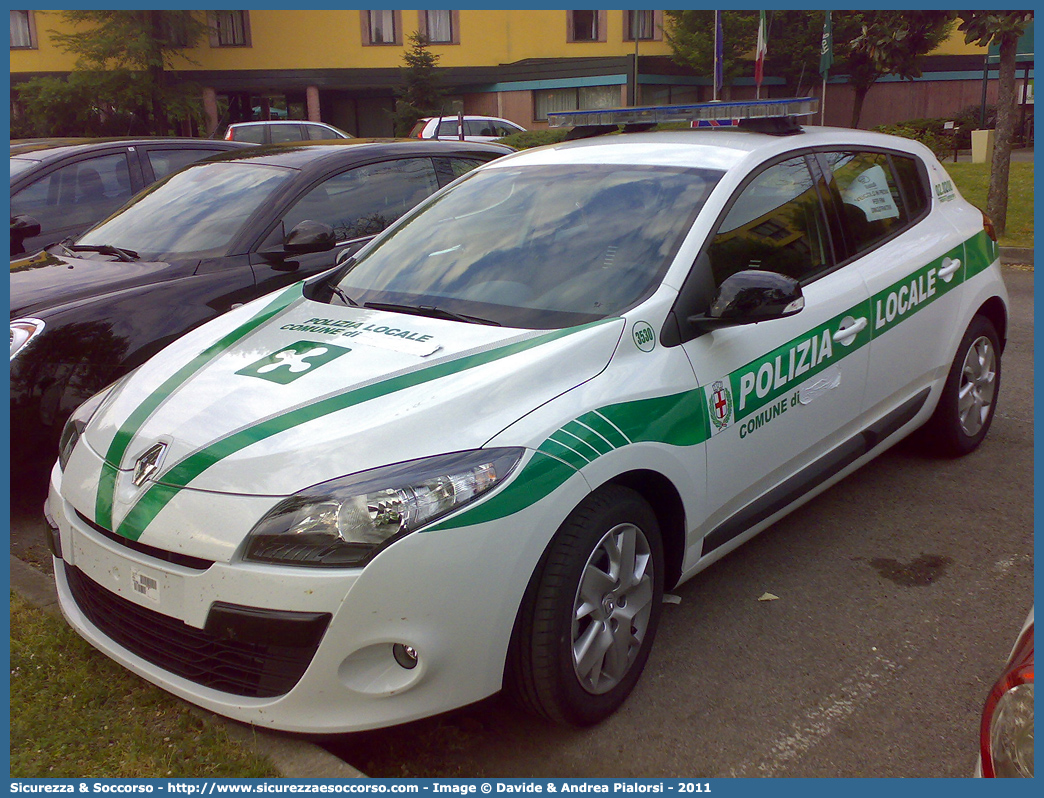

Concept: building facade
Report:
left=10, top=9, right=1025, bottom=137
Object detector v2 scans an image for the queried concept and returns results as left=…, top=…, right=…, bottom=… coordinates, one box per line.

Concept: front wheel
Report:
left=922, top=314, right=1001, bottom=456
left=507, top=485, right=664, bottom=725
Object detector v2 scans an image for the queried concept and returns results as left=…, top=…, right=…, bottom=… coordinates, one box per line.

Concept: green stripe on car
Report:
left=110, top=319, right=619, bottom=541
left=95, top=284, right=304, bottom=530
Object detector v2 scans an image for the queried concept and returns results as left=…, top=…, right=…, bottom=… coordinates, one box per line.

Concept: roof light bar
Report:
left=548, top=97, right=819, bottom=128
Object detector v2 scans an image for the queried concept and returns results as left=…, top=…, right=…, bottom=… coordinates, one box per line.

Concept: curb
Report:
left=1000, top=247, right=1033, bottom=265
left=9, top=554, right=365, bottom=779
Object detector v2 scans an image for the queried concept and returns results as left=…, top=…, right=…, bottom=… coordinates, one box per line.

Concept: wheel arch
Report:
left=599, top=469, right=686, bottom=590
left=976, top=295, right=1008, bottom=353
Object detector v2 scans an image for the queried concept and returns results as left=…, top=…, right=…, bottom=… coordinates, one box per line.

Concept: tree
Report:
left=390, top=32, right=444, bottom=137
left=835, top=11, right=954, bottom=129
left=764, top=11, right=826, bottom=97
left=664, top=10, right=759, bottom=95
left=958, top=11, right=1033, bottom=236
left=14, top=10, right=207, bottom=137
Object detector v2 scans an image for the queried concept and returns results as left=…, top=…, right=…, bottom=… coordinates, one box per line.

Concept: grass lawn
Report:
left=10, top=592, right=281, bottom=778
left=944, top=161, right=1034, bottom=249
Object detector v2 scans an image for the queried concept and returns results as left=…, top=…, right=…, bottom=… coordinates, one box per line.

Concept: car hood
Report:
left=84, top=284, right=624, bottom=505
left=10, top=250, right=184, bottom=317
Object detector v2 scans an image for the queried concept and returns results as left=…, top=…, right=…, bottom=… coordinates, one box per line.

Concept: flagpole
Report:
left=713, top=10, right=721, bottom=102
left=819, top=11, right=833, bottom=126
left=755, top=10, right=766, bottom=100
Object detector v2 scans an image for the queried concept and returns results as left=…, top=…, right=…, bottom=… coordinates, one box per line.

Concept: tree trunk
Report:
left=148, top=11, right=169, bottom=135
left=850, top=84, right=870, bottom=128
left=987, top=33, right=1018, bottom=235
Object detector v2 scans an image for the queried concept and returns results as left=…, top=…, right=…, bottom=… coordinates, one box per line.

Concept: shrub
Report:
left=873, top=123, right=952, bottom=159
left=497, top=128, right=569, bottom=150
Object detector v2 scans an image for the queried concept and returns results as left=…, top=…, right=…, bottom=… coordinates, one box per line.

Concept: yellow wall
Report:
left=11, top=10, right=672, bottom=75
left=10, top=10, right=985, bottom=76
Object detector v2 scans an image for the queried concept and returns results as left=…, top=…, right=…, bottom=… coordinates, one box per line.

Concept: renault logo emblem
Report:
left=133, top=442, right=167, bottom=487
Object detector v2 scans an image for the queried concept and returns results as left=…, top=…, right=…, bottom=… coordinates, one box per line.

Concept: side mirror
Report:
left=689, top=269, right=804, bottom=332
left=284, top=220, right=336, bottom=255
left=10, top=215, right=42, bottom=256
left=11, top=214, right=42, bottom=237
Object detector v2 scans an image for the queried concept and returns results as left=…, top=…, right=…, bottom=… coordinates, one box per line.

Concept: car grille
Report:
left=64, top=564, right=330, bottom=698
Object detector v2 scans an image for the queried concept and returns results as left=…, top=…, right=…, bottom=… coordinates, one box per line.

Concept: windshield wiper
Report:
left=363, top=301, right=501, bottom=326
left=329, top=284, right=359, bottom=307
left=66, top=243, right=140, bottom=262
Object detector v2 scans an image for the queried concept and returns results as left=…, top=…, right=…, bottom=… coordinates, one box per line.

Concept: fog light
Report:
left=393, top=643, right=419, bottom=669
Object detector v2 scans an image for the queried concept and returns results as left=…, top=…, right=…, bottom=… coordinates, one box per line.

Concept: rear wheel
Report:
left=507, top=485, right=664, bottom=725
left=922, top=315, right=1001, bottom=456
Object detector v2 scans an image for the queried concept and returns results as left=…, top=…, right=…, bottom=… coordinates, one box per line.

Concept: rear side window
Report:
left=436, top=120, right=459, bottom=137
left=820, top=151, right=926, bottom=258
left=707, top=155, right=831, bottom=286
left=231, top=125, right=265, bottom=144
left=408, top=121, right=428, bottom=138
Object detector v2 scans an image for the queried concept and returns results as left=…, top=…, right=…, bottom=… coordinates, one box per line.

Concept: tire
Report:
left=922, top=315, right=1001, bottom=456
left=507, top=485, right=664, bottom=726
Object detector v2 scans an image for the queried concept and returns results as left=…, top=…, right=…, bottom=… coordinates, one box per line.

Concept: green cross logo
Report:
left=237, top=341, right=352, bottom=384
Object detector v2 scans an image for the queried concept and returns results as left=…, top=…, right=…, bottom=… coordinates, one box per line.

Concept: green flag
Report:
left=819, top=11, right=834, bottom=80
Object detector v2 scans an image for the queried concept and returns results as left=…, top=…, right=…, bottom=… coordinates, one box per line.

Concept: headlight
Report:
left=243, top=448, right=525, bottom=567
left=57, top=378, right=126, bottom=471
left=11, top=317, right=45, bottom=360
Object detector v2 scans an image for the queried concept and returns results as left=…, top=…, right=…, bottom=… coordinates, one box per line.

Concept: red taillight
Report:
left=982, top=210, right=998, bottom=243
left=980, top=622, right=1034, bottom=777
left=224, top=129, right=234, bottom=141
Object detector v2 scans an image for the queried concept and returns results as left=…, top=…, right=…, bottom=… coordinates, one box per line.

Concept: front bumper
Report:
left=49, top=455, right=590, bottom=732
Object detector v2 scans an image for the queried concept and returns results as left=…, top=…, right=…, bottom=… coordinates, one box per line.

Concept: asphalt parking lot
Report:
left=324, top=263, right=1034, bottom=778
left=10, top=265, right=1032, bottom=779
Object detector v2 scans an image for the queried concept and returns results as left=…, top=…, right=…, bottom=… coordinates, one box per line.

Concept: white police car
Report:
left=48, top=99, right=1007, bottom=732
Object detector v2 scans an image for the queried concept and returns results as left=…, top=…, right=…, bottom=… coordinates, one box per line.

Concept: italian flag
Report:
left=754, top=11, right=767, bottom=95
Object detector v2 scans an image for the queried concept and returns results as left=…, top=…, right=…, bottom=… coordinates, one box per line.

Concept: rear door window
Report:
left=818, top=150, right=928, bottom=259
left=270, top=124, right=306, bottom=143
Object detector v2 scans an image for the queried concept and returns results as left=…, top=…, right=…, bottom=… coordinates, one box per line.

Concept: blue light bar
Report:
left=547, top=97, right=819, bottom=128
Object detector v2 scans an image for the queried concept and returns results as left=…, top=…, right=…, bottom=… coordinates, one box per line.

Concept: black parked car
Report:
left=10, top=139, right=513, bottom=483
left=10, top=137, right=251, bottom=257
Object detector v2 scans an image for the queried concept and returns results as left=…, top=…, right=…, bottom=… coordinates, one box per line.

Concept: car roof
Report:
left=9, top=137, right=247, bottom=160
left=228, top=120, right=341, bottom=128
left=422, top=115, right=517, bottom=124
left=195, top=138, right=515, bottom=172
left=488, top=125, right=927, bottom=172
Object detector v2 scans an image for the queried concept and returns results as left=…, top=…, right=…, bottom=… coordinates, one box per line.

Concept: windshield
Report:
left=77, top=161, right=295, bottom=260
left=10, top=157, right=39, bottom=180
left=330, top=162, right=722, bottom=329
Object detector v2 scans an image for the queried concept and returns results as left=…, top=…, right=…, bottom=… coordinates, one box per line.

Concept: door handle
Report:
left=938, top=257, right=962, bottom=282
left=833, top=316, right=867, bottom=345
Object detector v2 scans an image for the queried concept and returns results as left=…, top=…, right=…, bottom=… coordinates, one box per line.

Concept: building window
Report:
left=363, top=9, right=402, bottom=46
left=625, top=10, right=662, bottom=42
left=568, top=10, right=605, bottom=43
left=10, top=10, right=35, bottom=49
left=534, top=85, right=619, bottom=122
left=209, top=11, right=251, bottom=47
left=420, top=9, right=458, bottom=44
